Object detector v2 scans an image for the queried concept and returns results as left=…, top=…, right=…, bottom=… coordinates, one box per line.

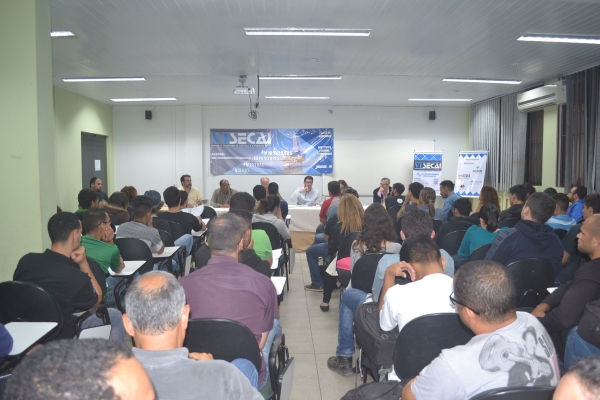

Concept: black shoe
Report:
left=304, top=284, right=324, bottom=292
left=320, top=304, right=329, bottom=312
left=327, top=356, right=354, bottom=377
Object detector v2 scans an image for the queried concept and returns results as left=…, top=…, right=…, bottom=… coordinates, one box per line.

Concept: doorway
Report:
left=81, top=132, right=108, bottom=190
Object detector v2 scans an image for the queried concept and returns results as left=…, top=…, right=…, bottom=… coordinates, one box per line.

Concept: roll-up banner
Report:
left=455, top=151, right=488, bottom=198
left=210, top=128, right=333, bottom=175
left=412, top=153, right=443, bottom=195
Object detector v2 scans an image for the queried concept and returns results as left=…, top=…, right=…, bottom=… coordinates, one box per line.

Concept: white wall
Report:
left=114, top=105, right=468, bottom=204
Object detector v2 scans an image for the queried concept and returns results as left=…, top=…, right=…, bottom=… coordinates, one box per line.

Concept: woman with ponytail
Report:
left=455, top=204, right=508, bottom=265
left=252, top=195, right=291, bottom=239
left=418, top=187, right=444, bottom=220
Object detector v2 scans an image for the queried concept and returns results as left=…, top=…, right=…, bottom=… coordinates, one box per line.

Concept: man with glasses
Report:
left=211, top=179, right=238, bottom=208
left=81, top=208, right=125, bottom=307
left=402, top=260, right=559, bottom=400
left=372, top=177, right=392, bottom=205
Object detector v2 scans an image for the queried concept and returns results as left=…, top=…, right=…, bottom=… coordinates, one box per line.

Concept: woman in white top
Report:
left=252, top=195, right=291, bottom=240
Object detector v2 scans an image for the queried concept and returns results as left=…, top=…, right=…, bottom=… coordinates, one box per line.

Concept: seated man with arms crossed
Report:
left=402, top=260, right=559, bottom=400
left=532, top=214, right=600, bottom=361
left=180, top=213, right=281, bottom=390
left=14, top=212, right=125, bottom=343
left=5, top=339, right=154, bottom=400
left=124, top=271, right=263, bottom=398
left=486, top=192, right=564, bottom=281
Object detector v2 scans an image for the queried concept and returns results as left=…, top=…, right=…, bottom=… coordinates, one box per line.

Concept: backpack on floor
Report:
left=341, top=381, right=403, bottom=400
left=353, top=302, right=399, bottom=368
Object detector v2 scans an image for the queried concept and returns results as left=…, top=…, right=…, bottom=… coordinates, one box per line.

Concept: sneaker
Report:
left=304, top=284, right=324, bottom=292
left=327, top=356, right=354, bottom=377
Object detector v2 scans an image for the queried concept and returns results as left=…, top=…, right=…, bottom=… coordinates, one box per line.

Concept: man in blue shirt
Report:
left=546, top=193, right=577, bottom=231
left=567, top=185, right=587, bottom=223
left=440, top=180, right=461, bottom=222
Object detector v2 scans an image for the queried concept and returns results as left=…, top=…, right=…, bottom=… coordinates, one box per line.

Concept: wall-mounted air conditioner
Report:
left=517, top=82, right=566, bottom=112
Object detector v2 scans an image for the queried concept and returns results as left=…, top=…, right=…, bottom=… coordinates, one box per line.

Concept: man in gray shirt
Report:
left=123, top=271, right=263, bottom=400
left=117, top=195, right=165, bottom=254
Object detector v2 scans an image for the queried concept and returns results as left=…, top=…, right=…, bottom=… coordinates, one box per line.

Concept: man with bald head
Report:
left=123, top=271, right=263, bottom=398
left=532, top=214, right=600, bottom=361
left=260, top=177, right=269, bottom=190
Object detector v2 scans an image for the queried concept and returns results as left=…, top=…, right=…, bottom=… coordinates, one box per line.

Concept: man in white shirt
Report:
left=179, top=174, right=203, bottom=206
left=290, top=175, right=319, bottom=206
left=402, top=260, right=560, bottom=400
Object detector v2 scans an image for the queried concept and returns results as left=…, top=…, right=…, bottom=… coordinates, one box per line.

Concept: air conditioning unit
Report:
left=517, top=82, right=566, bottom=112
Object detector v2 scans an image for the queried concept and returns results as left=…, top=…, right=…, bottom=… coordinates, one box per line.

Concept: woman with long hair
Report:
left=105, top=192, right=130, bottom=224
left=472, top=185, right=500, bottom=218
left=455, top=204, right=507, bottom=266
left=252, top=195, right=290, bottom=239
left=120, top=185, right=138, bottom=220
left=418, top=187, right=444, bottom=220
left=319, top=194, right=365, bottom=311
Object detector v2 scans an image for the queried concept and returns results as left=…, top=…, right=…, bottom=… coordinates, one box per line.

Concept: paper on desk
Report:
left=181, top=205, right=204, bottom=217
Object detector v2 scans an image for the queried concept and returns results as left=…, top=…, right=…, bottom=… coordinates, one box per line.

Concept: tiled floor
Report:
left=280, top=252, right=357, bottom=400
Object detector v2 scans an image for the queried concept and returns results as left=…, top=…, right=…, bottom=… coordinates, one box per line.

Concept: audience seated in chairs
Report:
left=454, top=204, right=506, bottom=268
left=374, top=235, right=455, bottom=381
left=179, top=213, right=281, bottom=390
left=123, top=271, right=263, bottom=398
left=267, top=182, right=288, bottom=219
left=372, top=210, right=455, bottom=302
left=195, top=209, right=272, bottom=278
left=485, top=192, right=564, bottom=280
left=314, top=181, right=342, bottom=243
left=75, top=188, right=100, bottom=220
left=397, top=182, right=424, bottom=220
left=13, top=211, right=124, bottom=343
left=80, top=208, right=126, bottom=309
left=546, top=193, right=578, bottom=231
left=418, top=187, right=445, bottom=221
left=434, top=197, right=479, bottom=248
left=385, top=182, right=405, bottom=210
left=4, top=339, right=154, bottom=400
left=230, top=192, right=273, bottom=264
left=156, top=186, right=200, bottom=257
left=402, top=260, right=559, bottom=400
left=471, top=185, right=501, bottom=220
left=499, top=184, right=527, bottom=222
left=253, top=195, right=291, bottom=240
left=105, top=191, right=131, bottom=225
left=439, top=180, right=462, bottom=222
left=145, top=189, right=171, bottom=232
left=326, top=203, right=399, bottom=375
left=252, top=184, right=266, bottom=211
left=554, top=357, right=600, bottom=400
left=318, top=193, right=364, bottom=308
left=532, top=214, right=600, bottom=361
left=567, top=185, right=588, bottom=223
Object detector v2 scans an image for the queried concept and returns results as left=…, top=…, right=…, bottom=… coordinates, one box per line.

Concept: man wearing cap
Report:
left=179, top=175, right=203, bottom=207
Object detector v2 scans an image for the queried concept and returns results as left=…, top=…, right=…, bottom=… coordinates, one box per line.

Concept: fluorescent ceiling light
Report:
left=443, top=78, right=522, bottom=85
left=409, top=99, right=472, bottom=102
left=265, top=96, right=329, bottom=99
left=518, top=34, right=600, bottom=45
left=63, top=77, right=146, bottom=82
left=110, top=98, right=177, bottom=102
left=50, top=30, right=75, bottom=37
left=260, top=75, right=342, bottom=80
left=244, top=28, right=371, bottom=37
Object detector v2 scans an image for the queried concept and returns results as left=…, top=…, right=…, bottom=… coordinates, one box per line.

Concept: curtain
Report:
left=564, top=66, right=600, bottom=192
left=470, top=98, right=500, bottom=188
left=470, top=94, right=527, bottom=192
left=525, top=110, right=544, bottom=186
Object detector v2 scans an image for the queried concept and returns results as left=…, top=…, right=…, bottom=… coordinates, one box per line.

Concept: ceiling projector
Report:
left=233, top=75, right=255, bottom=95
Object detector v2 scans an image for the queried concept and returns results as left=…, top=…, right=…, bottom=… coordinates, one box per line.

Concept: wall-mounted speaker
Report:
left=145, top=110, right=152, bottom=120
left=429, top=111, right=436, bottom=121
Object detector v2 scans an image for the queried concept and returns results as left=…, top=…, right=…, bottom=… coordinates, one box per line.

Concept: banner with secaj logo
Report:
left=210, top=128, right=333, bottom=175
left=412, top=153, right=443, bottom=195
left=455, top=151, right=488, bottom=198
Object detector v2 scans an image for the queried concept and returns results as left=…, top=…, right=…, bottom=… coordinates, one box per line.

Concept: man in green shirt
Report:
left=81, top=208, right=125, bottom=306
left=229, top=192, right=273, bottom=265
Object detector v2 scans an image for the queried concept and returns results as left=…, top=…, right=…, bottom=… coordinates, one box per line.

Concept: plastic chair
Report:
left=167, top=221, right=187, bottom=242
left=468, top=386, right=554, bottom=400
left=264, top=333, right=294, bottom=400
left=553, top=229, right=568, bottom=240
left=201, top=206, right=217, bottom=219
left=440, top=230, right=467, bottom=255
left=468, top=243, right=493, bottom=262
left=393, top=313, right=474, bottom=381
left=506, top=258, right=554, bottom=308
left=113, top=238, right=161, bottom=312
left=184, top=318, right=263, bottom=375
left=252, top=222, right=282, bottom=250
left=498, top=217, right=520, bottom=229
left=433, top=219, right=443, bottom=234
left=351, top=253, right=385, bottom=294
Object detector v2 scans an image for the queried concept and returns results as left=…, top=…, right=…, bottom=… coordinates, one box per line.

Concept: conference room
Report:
left=4, top=0, right=600, bottom=399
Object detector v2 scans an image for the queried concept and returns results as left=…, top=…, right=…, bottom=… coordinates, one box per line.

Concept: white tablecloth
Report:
left=286, top=206, right=322, bottom=232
